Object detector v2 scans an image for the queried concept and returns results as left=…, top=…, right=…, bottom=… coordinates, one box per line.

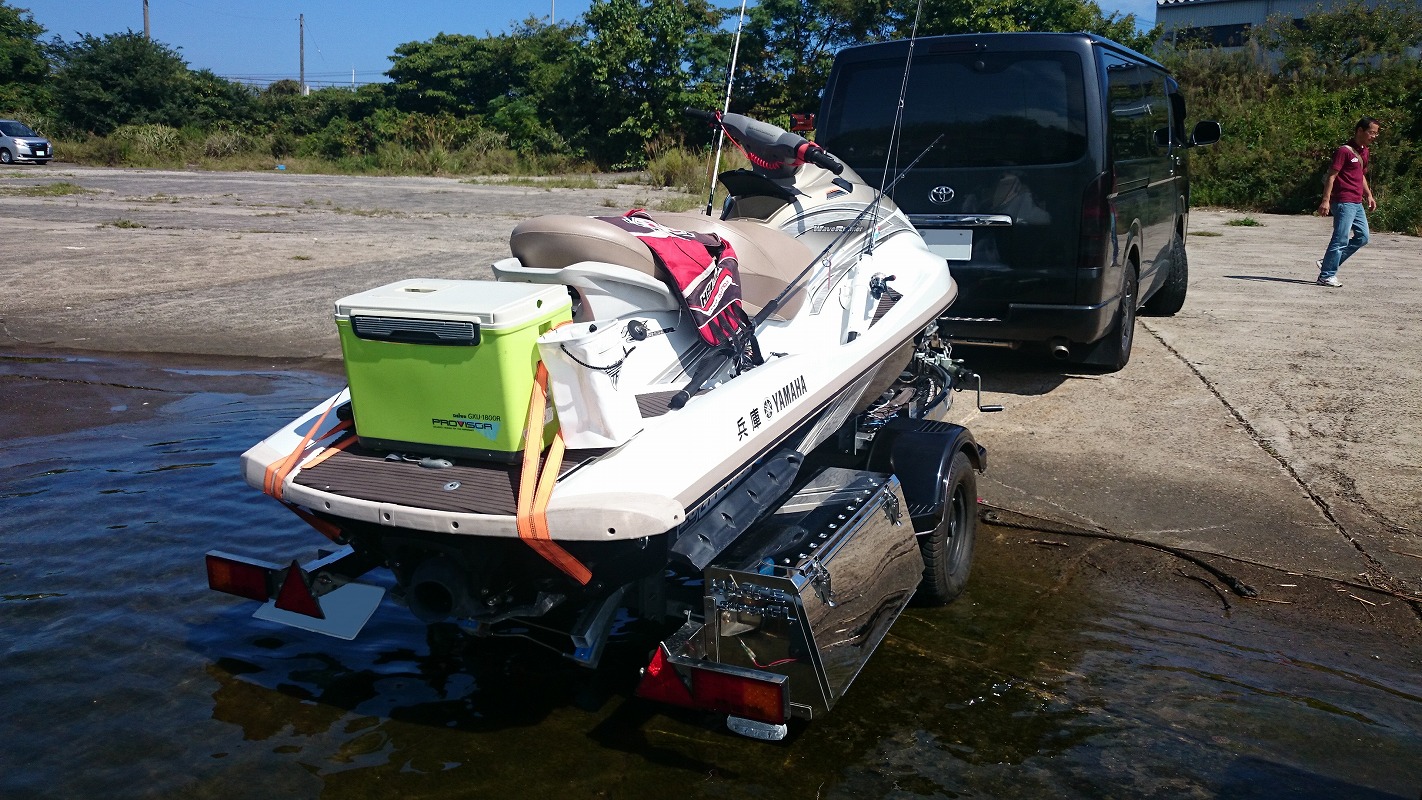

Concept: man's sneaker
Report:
left=1318, top=275, right=1341, bottom=287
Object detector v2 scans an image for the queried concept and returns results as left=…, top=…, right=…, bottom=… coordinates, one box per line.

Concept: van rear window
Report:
left=822, top=52, right=1086, bottom=169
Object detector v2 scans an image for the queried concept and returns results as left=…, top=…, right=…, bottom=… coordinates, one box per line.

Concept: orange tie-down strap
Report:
left=263, top=394, right=352, bottom=501
left=517, top=362, right=593, bottom=585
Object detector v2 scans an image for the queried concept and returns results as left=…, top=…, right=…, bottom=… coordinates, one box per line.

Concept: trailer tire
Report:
left=915, top=450, right=976, bottom=605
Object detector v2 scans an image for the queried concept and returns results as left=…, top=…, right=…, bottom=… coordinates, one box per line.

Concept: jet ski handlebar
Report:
left=684, top=108, right=843, bottom=176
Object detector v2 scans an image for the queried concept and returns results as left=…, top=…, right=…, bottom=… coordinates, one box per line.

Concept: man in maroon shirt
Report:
left=1315, top=117, right=1381, bottom=287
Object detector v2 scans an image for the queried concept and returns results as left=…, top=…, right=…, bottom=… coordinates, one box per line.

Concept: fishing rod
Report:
left=704, top=0, right=749, bottom=216
left=881, top=0, right=927, bottom=200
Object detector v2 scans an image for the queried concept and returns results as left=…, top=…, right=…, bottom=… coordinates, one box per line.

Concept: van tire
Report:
left=1143, top=235, right=1188, bottom=316
left=915, top=450, right=977, bottom=606
left=0, top=149, right=12, bottom=165
left=1078, top=267, right=1137, bottom=372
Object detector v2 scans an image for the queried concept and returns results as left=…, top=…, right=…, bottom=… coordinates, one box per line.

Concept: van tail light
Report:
left=636, top=646, right=790, bottom=724
left=1077, top=170, right=1114, bottom=271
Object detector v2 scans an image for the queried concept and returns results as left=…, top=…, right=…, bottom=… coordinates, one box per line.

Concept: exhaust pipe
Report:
left=406, top=556, right=471, bottom=623
left=1050, top=339, right=1070, bottom=360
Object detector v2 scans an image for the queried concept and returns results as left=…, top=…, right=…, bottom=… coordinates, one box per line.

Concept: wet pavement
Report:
left=2, top=352, right=1420, bottom=799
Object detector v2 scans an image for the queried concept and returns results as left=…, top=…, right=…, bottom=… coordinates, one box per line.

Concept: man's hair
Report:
left=1356, top=116, right=1381, bottom=131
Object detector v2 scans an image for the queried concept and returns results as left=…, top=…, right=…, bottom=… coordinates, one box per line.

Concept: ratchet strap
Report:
left=516, top=359, right=592, bottom=585
left=263, top=394, right=352, bottom=501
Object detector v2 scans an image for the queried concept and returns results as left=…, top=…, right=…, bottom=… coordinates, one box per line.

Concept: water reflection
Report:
left=1, top=353, right=1419, bottom=800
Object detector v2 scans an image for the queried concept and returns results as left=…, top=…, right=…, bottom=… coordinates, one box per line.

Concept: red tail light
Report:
left=635, top=647, right=697, bottom=707
left=1077, top=171, right=1114, bottom=271
left=635, top=647, right=790, bottom=725
left=690, top=667, right=788, bottom=724
left=206, top=551, right=280, bottom=601
left=274, top=560, right=325, bottom=619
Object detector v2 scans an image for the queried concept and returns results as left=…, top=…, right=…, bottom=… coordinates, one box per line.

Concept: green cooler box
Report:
left=335, top=279, right=572, bottom=461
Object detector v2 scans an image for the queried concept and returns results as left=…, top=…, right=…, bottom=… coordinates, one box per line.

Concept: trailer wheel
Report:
left=915, top=450, right=976, bottom=605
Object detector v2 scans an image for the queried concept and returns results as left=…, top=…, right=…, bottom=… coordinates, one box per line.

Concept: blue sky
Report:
left=21, top=0, right=1159, bottom=87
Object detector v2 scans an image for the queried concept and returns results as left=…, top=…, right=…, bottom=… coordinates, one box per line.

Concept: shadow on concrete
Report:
left=1223, top=275, right=1320, bottom=285
left=952, top=345, right=1078, bottom=398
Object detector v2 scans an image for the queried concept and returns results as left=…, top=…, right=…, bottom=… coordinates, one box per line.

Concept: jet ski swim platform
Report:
left=207, top=111, right=998, bottom=739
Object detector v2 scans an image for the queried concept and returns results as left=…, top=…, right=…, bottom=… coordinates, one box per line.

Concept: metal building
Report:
left=1156, top=0, right=1394, bottom=47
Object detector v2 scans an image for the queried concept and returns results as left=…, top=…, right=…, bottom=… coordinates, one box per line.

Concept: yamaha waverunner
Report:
left=208, top=110, right=995, bottom=737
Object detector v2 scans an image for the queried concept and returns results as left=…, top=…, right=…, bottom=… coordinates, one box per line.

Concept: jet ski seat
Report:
left=501, top=214, right=813, bottom=322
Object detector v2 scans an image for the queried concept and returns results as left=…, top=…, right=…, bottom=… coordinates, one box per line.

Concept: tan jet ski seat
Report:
left=506, top=213, right=812, bottom=321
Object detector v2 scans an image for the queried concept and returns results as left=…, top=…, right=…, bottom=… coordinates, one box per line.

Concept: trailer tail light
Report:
left=690, top=667, right=788, bottom=724
left=206, top=553, right=325, bottom=619
left=274, top=560, right=325, bottom=619
left=636, top=647, right=790, bottom=725
left=206, top=551, right=280, bottom=601
left=636, top=647, right=696, bottom=707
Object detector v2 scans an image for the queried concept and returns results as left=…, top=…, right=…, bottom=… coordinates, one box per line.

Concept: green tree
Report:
left=389, top=32, right=508, bottom=116
left=387, top=19, right=582, bottom=153
left=0, top=1, right=50, bottom=113
left=50, top=31, right=196, bottom=135
left=576, top=0, right=723, bottom=165
left=1261, top=0, right=1422, bottom=74
left=907, top=0, right=1155, bottom=52
left=188, top=68, right=257, bottom=127
left=735, top=0, right=892, bottom=119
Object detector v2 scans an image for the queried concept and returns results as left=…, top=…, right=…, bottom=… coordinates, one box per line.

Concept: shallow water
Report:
left=2, top=353, right=1419, bottom=799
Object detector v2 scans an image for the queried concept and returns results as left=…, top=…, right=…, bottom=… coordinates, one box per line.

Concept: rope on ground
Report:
left=979, top=503, right=1259, bottom=598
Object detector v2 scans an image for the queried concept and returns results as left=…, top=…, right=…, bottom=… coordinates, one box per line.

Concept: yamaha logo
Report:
left=929, top=186, right=955, bottom=205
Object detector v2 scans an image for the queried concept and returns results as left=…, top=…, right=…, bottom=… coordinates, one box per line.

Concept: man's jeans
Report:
left=1320, top=202, right=1369, bottom=279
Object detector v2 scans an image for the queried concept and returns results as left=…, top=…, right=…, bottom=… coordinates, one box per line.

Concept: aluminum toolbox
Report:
left=335, top=279, right=572, bottom=461
left=701, top=467, right=922, bottom=718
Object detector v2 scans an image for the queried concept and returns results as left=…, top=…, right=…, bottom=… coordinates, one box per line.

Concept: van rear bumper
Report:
left=939, top=297, right=1116, bottom=346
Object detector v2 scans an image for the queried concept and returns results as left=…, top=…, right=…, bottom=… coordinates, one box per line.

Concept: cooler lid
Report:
left=334, top=279, right=569, bottom=328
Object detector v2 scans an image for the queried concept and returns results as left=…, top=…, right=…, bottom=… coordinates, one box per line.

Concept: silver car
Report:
left=0, top=120, right=53, bottom=165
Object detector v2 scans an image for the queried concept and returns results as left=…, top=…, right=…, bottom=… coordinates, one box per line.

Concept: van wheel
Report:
left=915, top=450, right=977, bottom=606
left=1079, top=267, right=1137, bottom=372
left=1143, top=235, right=1188, bottom=316
left=0, top=149, right=12, bottom=165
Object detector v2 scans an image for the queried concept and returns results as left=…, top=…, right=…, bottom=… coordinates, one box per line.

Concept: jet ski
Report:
left=207, top=110, right=996, bottom=737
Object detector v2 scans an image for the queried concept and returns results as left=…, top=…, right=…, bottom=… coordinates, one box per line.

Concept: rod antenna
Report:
left=880, top=0, right=925, bottom=199
left=704, top=0, right=749, bottom=216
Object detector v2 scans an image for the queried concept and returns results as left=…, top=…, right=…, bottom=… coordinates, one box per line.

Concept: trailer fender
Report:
left=865, top=418, right=985, bottom=532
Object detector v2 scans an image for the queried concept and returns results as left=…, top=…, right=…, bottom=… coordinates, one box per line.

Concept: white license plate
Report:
left=923, top=229, right=972, bottom=260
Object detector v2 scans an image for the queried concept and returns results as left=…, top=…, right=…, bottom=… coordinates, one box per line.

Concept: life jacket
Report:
left=596, top=210, right=750, bottom=347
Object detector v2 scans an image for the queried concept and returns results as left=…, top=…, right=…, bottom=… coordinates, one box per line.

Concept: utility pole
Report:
left=299, top=14, right=307, bottom=96
left=143, top=0, right=150, bottom=40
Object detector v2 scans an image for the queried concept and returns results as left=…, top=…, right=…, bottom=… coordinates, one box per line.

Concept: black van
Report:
left=816, top=33, right=1220, bottom=370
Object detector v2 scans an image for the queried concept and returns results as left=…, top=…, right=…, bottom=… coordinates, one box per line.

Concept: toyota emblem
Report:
left=928, top=186, right=955, bottom=205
